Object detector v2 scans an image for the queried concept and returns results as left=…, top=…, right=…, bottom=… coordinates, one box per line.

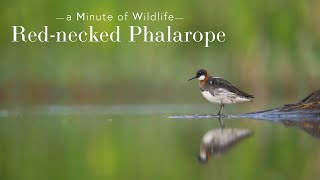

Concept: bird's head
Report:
left=197, top=143, right=210, bottom=164
left=197, top=152, right=209, bottom=164
left=188, top=69, right=208, bottom=81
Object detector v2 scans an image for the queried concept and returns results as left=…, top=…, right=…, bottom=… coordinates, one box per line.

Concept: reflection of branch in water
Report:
left=282, top=120, right=320, bottom=138
left=198, top=128, right=252, bottom=164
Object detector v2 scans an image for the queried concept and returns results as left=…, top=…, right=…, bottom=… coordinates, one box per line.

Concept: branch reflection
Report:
left=282, top=120, right=320, bottom=138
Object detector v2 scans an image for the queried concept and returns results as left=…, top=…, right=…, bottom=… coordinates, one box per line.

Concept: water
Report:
left=0, top=105, right=319, bottom=180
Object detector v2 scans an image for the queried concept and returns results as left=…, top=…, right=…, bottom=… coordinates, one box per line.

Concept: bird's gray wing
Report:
left=207, top=77, right=254, bottom=98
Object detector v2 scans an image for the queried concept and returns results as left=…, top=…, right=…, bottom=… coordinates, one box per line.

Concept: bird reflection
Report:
left=198, top=127, right=253, bottom=164
left=282, top=120, right=320, bottom=138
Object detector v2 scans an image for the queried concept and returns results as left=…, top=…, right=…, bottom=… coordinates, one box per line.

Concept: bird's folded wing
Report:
left=209, top=77, right=254, bottom=98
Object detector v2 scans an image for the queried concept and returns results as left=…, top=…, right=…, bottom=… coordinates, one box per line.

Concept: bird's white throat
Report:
left=198, top=75, right=205, bottom=80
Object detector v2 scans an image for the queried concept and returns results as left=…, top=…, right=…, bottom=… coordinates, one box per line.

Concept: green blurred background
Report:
left=1, top=0, right=320, bottom=106
left=1, top=0, right=320, bottom=180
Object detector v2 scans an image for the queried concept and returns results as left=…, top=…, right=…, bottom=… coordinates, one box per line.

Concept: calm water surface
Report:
left=0, top=105, right=319, bottom=180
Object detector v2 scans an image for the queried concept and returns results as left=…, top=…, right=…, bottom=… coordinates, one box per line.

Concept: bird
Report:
left=188, top=69, right=254, bottom=121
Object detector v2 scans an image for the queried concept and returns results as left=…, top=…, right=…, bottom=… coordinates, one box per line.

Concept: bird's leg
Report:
left=217, top=103, right=222, bottom=115
left=217, top=103, right=225, bottom=129
left=217, top=103, right=224, bottom=116
left=221, top=104, right=224, bottom=115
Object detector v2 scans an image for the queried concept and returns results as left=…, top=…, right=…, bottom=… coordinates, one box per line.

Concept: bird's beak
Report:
left=188, top=76, right=197, bottom=81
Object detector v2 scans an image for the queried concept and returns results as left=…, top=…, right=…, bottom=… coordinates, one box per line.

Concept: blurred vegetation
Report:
left=1, top=0, right=320, bottom=106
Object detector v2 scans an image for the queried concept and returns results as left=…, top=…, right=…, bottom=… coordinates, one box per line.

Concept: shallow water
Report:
left=0, top=105, right=320, bottom=180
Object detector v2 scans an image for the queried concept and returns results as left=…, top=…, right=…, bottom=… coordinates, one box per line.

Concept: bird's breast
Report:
left=201, top=91, right=221, bottom=104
